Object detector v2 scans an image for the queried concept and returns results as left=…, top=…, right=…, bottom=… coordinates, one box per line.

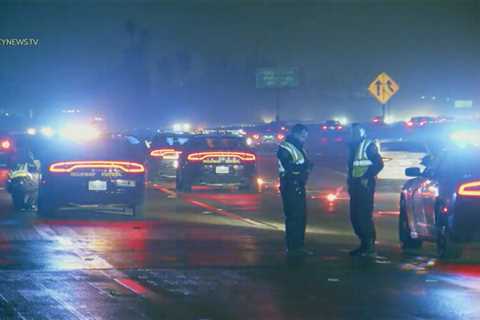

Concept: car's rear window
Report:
left=39, top=135, right=145, bottom=164
left=187, top=137, right=248, bottom=150
left=439, top=151, right=480, bottom=178
left=152, top=135, right=190, bottom=147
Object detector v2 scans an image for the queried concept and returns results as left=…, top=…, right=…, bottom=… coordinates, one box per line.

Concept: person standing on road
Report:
left=347, top=123, right=384, bottom=257
left=277, top=124, right=313, bottom=257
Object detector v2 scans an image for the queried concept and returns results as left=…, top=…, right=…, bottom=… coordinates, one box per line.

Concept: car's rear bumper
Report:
left=148, top=158, right=177, bottom=179
left=450, top=198, right=480, bottom=241
left=183, top=164, right=255, bottom=186
left=41, top=175, right=145, bottom=206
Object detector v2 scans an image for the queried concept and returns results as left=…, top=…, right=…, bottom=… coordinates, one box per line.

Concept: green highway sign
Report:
left=256, top=68, right=299, bottom=89
left=454, top=100, right=473, bottom=109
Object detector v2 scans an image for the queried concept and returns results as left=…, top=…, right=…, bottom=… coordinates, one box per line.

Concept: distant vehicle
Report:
left=0, top=133, right=14, bottom=168
left=400, top=146, right=480, bottom=259
left=405, top=116, right=436, bottom=128
left=37, top=134, right=146, bottom=217
left=148, top=132, right=192, bottom=180
left=372, top=116, right=384, bottom=125
left=244, top=121, right=288, bottom=147
left=321, top=120, right=344, bottom=132
left=176, top=135, right=257, bottom=192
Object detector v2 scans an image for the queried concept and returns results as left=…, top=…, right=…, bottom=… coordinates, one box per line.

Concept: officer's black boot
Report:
left=360, top=240, right=376, bottom=258
left=349, top=243, right=365, bottom=256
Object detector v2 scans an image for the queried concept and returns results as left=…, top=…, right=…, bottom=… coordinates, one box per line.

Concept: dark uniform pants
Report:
left=280, top=179, right=307, bottom=251
left=349, top=179, right=376, bottom=244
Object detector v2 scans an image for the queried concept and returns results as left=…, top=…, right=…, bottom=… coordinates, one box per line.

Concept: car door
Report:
left=411, top=157, right=441, bottom=237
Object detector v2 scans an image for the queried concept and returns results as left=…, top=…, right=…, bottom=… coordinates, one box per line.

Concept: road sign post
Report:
left=368, top=72, right=399, bottom=120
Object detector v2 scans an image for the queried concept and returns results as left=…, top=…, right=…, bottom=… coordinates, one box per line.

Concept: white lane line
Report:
left=0, top=293, right=27, bottom=320
left=36, top=282, right=91, bottom=320
left=153, top=184, right=279, bottom=230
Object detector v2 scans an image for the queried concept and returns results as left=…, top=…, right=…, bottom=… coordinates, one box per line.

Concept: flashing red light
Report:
left=0, top=140, right=11, bottom=150
left=187, top=152, right=256, bottom=162
left=326, top=193, right=337, bottom=202
left=458, top=181, right=480, bottom=197
left=150, top=148, right=181, bottom=160
left=49, top=161, right=145, bottom=173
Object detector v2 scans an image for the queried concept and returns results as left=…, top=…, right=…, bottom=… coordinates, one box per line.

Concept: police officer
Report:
left=277, top=124, right=313, bottom=257
left=7, top=143, right=40, bottom=211
left=347, top=124, right=384, bottom=257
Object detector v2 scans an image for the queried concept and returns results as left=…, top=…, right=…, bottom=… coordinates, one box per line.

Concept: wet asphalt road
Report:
left=0, top=148, right=480, bottom=319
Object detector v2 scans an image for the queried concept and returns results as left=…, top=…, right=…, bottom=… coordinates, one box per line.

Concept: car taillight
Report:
left=336, top=126, right=343, bottom=130
left=458, top=181, right=480, bottom=197
left=276, top=134, right=285, bottom=141
left=406, top=121, right=414, bottom=127
left=252, top=134, right=260, bottom=140
left=0, top=140, right=11, bottom=150
left=49, top=161, right=145, bottom=173
left=150, top=148, right=181, bottom=160
left=187, top=152, right=256, bottom=162
left=321, top=126, right=328, bottom=130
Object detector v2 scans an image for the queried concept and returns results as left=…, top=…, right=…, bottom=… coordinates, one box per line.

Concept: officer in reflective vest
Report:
left=277, top=124, right=313, bottom=257
left=347, top=124, right=384, bottom=257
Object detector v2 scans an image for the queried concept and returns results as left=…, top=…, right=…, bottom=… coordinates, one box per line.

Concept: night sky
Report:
left=0, top=0, right=479, bottom=128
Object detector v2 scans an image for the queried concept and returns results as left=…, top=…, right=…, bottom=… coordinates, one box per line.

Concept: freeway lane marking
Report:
left=152, top=184, right=279, bottom=230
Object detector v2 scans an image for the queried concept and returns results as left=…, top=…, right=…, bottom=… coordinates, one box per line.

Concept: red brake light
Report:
left=458, top=181, right=480, bottom=197
left=150, top=148, right=181, bottom=160
left=1, top=140, right=11, bottom=150
left=276, top=134, right=285, bottom=141
left=187, top=152, right=256, bottom=162
left=406, top=121, right=414, bottom=127
left=49, top=161, right=145, bottom=173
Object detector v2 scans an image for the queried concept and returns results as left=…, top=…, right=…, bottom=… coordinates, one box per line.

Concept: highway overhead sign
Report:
left=368, top=72, right=399, bottom=104
left=256, top=68, right=299, bottom=89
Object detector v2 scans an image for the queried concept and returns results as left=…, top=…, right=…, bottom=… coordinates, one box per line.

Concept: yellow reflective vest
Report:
left=352, top=139, right=374, bottom=178
left=278, top=141, right=305, bottom=175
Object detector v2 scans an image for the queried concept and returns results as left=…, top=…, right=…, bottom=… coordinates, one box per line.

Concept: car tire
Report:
left=399, top=197, right=423, bottom=250
left=37, top=195, right=58, bottom=218
left=176, top=174, right=192, bottom=192
left=437, top=227, right=463, bottom=260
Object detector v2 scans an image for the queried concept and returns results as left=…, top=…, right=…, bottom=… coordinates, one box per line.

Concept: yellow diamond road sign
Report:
left=368, top=72, right=399, bottom=104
